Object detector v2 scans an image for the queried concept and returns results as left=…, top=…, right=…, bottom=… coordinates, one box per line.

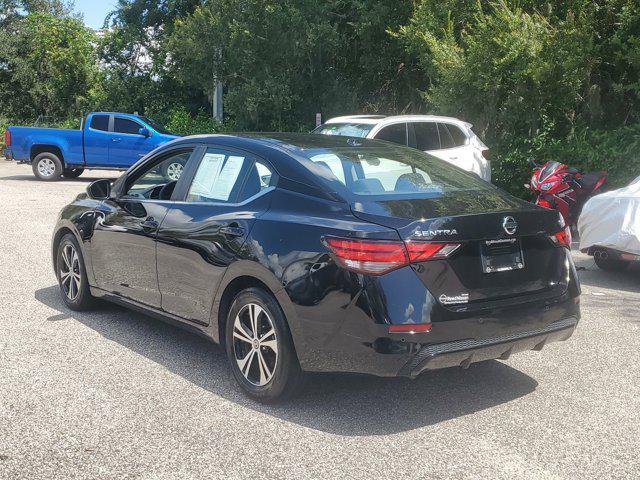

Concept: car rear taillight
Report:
left=323, top=237, right=460, bottom=275
left=4, top=129, right=11, bottom=147
left=481, top=149, right=489, bottom=161
left=550, top=226, right=572, bottom=248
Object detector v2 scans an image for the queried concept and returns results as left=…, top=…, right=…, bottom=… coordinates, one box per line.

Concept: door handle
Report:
left=111, top=138, right=121, bottom=143
left=220, top=225, right=245, bottom=237
left=140, top=217, right=159, bottom=230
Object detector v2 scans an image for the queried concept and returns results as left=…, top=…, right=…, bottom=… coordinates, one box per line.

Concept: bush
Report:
left=161, top=108, right=230, bottom=136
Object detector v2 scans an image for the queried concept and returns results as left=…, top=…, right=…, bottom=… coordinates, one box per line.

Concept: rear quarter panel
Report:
left=9, top=126, right=84, bottom=165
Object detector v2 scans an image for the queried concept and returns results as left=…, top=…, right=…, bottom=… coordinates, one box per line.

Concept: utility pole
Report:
left=212, top=47, right=223, bottom=123
left=213, top=79, right=223, bottom=122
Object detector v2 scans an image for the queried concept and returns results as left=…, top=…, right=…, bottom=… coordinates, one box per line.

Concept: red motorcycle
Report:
left=525, top=159, right=607, bottom=228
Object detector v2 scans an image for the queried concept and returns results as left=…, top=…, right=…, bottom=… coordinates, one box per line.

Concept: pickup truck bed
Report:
left=4, top=112, right=178, bottom=180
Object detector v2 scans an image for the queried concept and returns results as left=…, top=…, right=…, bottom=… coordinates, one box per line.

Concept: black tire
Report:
left=55, top=234, right=96, bottom=310
left=32, top=152, right=63, bottom=181
left=594, top=251, right=629, bottom=272
left=225, top=287, right=305, bottom=403
left=62, top=167, right=84, bottom=179
left=161, top=159, right=185, bottom=181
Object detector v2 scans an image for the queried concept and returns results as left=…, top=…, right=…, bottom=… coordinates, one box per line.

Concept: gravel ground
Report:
left=0, top=159, right=638, bottom=480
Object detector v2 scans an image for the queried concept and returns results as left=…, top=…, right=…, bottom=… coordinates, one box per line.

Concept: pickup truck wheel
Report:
left=62, top=168, right=84, bottom=179
left=32, top=152, right=63, bottom=181
left=162, top=160, right=184, bottom=181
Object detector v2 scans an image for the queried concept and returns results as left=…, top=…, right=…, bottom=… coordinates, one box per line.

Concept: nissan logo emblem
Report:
left=503, top=216, right=518, bottom=235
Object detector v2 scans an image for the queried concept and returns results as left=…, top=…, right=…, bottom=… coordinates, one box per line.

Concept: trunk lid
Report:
left=351, top=191, right=568, bottom=306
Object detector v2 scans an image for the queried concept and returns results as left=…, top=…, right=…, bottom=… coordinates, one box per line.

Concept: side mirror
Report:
left=87, top=179, right=111, bottom=200
left=138, top=127, right=150, bottom=137
left=524, top=183, right=530, bottom=189
left=527, top=157, right=539, bottom=168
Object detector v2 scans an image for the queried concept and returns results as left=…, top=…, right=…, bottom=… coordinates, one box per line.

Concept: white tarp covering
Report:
left=578, top=175, right=640, bottom=255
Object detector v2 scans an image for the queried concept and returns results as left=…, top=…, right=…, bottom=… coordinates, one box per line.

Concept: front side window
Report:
left=90, top=115, right=109, bottom=132
left=124, top=150, right=193, bottom=199
left=375, top=123, right=407, bottom=146
left=114, top=117, right=143, bottom=135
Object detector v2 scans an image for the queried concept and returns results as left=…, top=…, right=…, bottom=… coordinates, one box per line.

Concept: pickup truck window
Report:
left=90, top=115, right=109, bottom=131
left=114, top=117, right=143, bottom=135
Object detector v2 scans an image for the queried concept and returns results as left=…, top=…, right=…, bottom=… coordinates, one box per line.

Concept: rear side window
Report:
left=375, top=123, right=407, bottom=146
left=114, top=117, right=143, bottom=135
left=90, top=115, right=109, bottom=132
left=186, top=149, right=272, bottom=203
left=237, top=161, right=273, bottom=202
left=445, top=124, right=467, bottom=147
left=437, top=123, right=455, bottom=149
left=413, top=122, right=440, bottom=151
left=310, top=153, right=346, bottom=184
left=438, top=123, right=467, bottom=148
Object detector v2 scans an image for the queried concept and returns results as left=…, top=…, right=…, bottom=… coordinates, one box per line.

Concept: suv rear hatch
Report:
left=351, top=190, right=569, bottom=306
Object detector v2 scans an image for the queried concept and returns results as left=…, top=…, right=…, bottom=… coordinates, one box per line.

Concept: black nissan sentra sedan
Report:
left=52, top=133, right=580, bottom=402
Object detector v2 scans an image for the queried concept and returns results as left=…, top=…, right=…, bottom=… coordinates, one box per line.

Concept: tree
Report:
left=0, top=13, right=99, bottom=121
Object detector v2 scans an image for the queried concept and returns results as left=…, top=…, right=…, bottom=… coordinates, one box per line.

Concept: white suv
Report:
left=313, top=115, right=491, bottom=181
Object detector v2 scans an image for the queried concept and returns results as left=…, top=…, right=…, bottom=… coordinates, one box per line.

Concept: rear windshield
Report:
left=298, top=142, right=493, bottom=199
left=313, top=123, right=374, bottom=138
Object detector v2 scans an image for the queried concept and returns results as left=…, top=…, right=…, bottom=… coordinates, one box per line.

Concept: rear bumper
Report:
left=3, top=148, right=13, bottom=160
left=399, top=316, right=577, bottom=377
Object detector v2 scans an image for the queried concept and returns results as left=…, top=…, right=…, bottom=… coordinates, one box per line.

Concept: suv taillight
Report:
left=4, top=129, right=11, bottom=147
left=323, top=237, right=461, bottom=275
left=550, top=226, right=572, bottom=248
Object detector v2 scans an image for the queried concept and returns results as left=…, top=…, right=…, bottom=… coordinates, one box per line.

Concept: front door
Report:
left=156, top=147, right=275, bottom=324
left=109, top=116, right=156, bottom=168
left=90, top=148, right=196, bottom=307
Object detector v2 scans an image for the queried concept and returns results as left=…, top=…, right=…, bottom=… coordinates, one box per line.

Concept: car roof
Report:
left=324, top=114, right=472, bottom=128
left=169, top=132, right=382, bottom=151
left=164, top=133, right=389, bottom=198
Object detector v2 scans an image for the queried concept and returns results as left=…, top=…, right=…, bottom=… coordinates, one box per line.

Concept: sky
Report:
left=72, top=0, right=117, bottom=29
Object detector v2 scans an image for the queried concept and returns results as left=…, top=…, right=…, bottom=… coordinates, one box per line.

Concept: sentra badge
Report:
left=414, top=228, right=458, bottom=237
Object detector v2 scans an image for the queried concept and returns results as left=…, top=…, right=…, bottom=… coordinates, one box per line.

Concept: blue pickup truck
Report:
left=3, top=112, right=179, bottom=180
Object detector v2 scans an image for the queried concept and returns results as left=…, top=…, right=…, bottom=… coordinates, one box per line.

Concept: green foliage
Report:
left=398, top=0, right=640, bottom=192
left=162, top=108, right=226, bottom=136
left=166, top=0, right=419, bottom=130
left=2, top=0, right=640, bottom=196
left=0, top=12, right=99, bottom=121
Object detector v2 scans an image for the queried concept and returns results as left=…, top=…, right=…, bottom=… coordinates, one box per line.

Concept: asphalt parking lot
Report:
left=0, top=159, right=638, bottom=480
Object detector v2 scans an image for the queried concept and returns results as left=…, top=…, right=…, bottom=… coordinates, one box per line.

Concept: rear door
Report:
left=371, top=122, right=409, bottom=147
left=156, top=146, right=275, bottom=324
left=109, top=116, right=156, bottom=167
left=433, top=123, right=475, bottom=172
left=84, top=114, right=111, bottom=166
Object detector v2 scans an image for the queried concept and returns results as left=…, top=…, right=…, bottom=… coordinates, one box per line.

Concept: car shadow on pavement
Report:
left=574, top=255, right=640, bottom=295
left=35, top=285, right=538, bottom=436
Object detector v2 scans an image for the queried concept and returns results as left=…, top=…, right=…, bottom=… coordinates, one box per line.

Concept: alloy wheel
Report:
left=232, top=303, right=278, bottom=386
left=38, top=158, right=56, bottom=178
left=59, top=244, right=81, bottom=301
left=166, top=162, right=183, bottom=181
